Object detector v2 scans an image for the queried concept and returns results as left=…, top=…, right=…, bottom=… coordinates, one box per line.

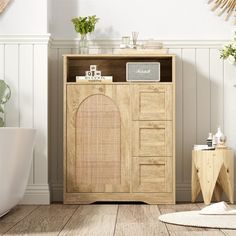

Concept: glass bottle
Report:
left=79, top=34, right=89, bottom=54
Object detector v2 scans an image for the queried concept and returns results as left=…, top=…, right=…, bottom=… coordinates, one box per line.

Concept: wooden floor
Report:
left=0, top=203, right=235, bottom=236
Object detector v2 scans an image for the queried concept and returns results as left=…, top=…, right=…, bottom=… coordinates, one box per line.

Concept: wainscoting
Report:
left=1, top=35, right=236, bottom=203
left=0, top=35, right=50, bottom=204
left=49, top=39, right=236, bottom=202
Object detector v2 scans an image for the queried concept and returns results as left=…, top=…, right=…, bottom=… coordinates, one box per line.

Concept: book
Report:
left=76, top=76, right=113, bottom=83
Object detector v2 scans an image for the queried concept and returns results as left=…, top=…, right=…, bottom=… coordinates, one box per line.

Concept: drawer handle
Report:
left=148, top=86, right=165, bottom=93
left=151, top=124, right=165, bottom=129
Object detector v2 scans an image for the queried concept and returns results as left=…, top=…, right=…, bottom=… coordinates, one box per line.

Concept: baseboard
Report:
left=20, top=184, right=50, bottom=204
left=50, top=183, right=193, bottom=203
left=176, top=183, right=192, bottom=202
left=50, top=183, right=63, bottom=202
left=176, top=183, right=236, bottom=203
left=50, top=183, right=236, bottom=203
left=50, top=184, right=190, bottom=203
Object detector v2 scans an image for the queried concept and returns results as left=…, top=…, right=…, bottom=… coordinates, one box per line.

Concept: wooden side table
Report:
left=192, top=149, right=234, bottom=205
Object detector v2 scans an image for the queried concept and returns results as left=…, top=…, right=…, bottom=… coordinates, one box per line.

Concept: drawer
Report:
left=132, top=121, right=173, bottom=157
left=132, top=84, right=172, bottom=121
left=132, top=157, right=173, bottom=193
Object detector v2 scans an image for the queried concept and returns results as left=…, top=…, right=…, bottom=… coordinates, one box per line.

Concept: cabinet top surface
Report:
left=63, top=54, right=175, bottom=58
left=66, top=82, right=173, bottom=85
left=192, top=148, right=233, bottom=153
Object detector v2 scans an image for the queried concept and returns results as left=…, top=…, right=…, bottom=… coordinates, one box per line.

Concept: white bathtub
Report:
left=0, top=128, right=36, bottom=217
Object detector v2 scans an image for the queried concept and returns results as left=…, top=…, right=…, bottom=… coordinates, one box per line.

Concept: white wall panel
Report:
left=4, top=45, right=19, bottom=127
left=49, top=48, right=59, bottom=190
left=33, top=45, right=48, bottom=185
left=57, top=48, right=71, bottom=186
left=210, top=49, right=224, bottom=133
left=19, top=45, right=34, bottom=128
left=19, top=44, right=34, bottom=185
left=182, top=49, right=197, bottom=184
left=196, top=49, right=211, bottom=143
left=0, top=36, right=50, bottom=204
left=169, top=48, right=183, bottom=184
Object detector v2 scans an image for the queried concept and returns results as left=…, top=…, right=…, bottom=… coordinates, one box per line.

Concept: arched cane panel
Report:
left=76, top=94, right=121, bottom=186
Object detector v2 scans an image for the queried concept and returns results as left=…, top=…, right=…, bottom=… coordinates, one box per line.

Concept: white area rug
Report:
left=159, top=202, right=236, bottom=229
left=159, top=211, right=236, bottom=229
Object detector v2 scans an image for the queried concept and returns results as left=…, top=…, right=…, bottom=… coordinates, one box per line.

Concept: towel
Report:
left=199, top=201, right=236, bottom=215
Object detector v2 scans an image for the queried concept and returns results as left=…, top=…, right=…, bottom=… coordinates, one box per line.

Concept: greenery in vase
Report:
left=71, top=15, right=99, bottom=35
left=220, top=34, right=236, bottom=64
left=0, top=80, right=11, bottom=127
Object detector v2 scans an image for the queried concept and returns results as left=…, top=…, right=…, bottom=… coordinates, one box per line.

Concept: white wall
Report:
left=0, top=0, right=48, bottom=34
left=51, top=0, right=234, bottom=39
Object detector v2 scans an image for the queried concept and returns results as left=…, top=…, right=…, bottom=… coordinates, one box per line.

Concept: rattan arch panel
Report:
left=75, top=94, right=121, bottom=186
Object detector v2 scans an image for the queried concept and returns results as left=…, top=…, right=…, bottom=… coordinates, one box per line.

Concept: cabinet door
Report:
left=66, top=84, right=130, bottom=193
left=132, top=84, right=172, bottom=120
left=132, top=156, right=173, bottom=193
left=132, top=121, right=173, bottom=157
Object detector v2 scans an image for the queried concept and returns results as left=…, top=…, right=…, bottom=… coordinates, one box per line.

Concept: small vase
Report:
left=79, top=34, right=89, bottom=54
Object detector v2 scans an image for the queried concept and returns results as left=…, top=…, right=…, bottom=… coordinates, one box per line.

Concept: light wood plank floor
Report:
left=0, top=204, right=235, bottom=236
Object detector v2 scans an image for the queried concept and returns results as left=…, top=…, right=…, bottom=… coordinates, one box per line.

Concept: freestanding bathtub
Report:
left=0, top=128, right=36, bottom=217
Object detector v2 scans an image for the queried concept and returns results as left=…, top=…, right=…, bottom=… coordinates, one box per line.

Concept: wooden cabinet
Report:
left=64, top=54, right=175, bottom=204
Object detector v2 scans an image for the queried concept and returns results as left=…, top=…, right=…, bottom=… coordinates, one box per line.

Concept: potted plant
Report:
left=220, top=34, right=236, bottom=64
left=0, top=80, right=11, bottom=127
left=71, top=15, right=99, bottom=54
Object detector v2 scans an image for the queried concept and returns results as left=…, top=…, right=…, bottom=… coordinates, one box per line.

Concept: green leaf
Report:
left=71, top=15, right=99, bottom=35
left=220, top=41, right=236, bottom=61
